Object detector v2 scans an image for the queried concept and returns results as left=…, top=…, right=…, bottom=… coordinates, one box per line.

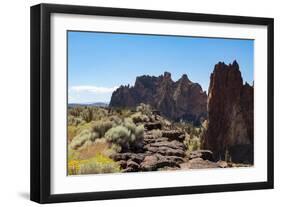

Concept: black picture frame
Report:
left=30, top=3, right=274, bottom=204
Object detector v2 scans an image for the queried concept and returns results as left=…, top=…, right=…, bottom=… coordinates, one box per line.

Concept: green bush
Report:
left=130, top=112, right=149, bottom=123
left=68, top=106, right=109, bottom=123
left=109, top=115, right=122, bottom=125
left=70, top=129, right=98, bottom=150
left=68, top=107, right=83, bottom=117
left=92, top=120, right=114, bottom=138
left=105, top=125, right=131, bottom=146
left=68, top=115, right=85, bottom=126
left=81, top=107, right=94, bottom=122
left=105, top=121, right=144, bottom=151
left=136, top=103, right=152, bottom=116
left=188, top=137, right=201, bottom=151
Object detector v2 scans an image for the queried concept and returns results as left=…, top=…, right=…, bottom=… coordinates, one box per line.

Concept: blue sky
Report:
left=68, top=31, right=254, bottom=103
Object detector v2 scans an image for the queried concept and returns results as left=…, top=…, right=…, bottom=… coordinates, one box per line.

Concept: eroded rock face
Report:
left=110, top=72, right=207, bottom=124
left=203, top=61, right=254, bottom=164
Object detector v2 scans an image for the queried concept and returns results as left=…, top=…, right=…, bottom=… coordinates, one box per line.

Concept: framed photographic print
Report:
left=30, top=3, right=274, bottom=203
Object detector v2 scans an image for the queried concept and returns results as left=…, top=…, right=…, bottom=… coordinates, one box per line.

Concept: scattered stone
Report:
left=162, top=130, right=185, bottom=141
left=144, top=122, right=162, bottom=130
left=140, top=154, right=181, bottom=171
left=183, top=158, right=220, bottom=169
left=118, top=160, right=127, bottom=169
left=144, top=146, right=185, bottom=157
left=127, top=160, right=140, bottom=170
left=217, top=160, right=228, bottom=168
left=187, top=150, right=214, bottom=161
left=122, top=167, right=136, bottom=173
left=149, top=140, right=185, bottom=150
left=110, top=153, right=145, bottom=163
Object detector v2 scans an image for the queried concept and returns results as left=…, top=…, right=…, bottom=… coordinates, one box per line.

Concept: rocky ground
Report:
left=110, top=115, right=246, bottom=173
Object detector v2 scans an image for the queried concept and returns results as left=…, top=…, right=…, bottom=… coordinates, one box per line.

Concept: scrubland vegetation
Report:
left=67, top=104, right=205, bottom=175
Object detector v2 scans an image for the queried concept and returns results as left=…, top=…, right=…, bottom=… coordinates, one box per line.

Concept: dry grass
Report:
left=67, top=125, right=78, bottom=143
left=76, top=141, right=110, bottom=160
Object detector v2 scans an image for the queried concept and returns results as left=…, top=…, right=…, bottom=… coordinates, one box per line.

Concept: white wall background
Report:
left=0, top=0, right=279, bottom=206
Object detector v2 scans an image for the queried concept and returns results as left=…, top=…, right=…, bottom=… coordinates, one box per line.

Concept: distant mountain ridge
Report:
left=109, top=72, right=207, bottom=124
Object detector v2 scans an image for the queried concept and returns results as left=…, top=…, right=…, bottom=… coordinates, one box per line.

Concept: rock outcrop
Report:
left=110, top=111, right=230, bottom=172
left=110, top=127, right=187, bottom=172
left=110, top=72, right=207, bottom=124
left=203, top=61, right=254, bottom=164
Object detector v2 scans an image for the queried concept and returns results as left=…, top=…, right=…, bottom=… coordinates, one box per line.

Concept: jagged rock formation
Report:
left=110, top=72, right=207, bottom=124
left=203, top=61, right=254, bottom=164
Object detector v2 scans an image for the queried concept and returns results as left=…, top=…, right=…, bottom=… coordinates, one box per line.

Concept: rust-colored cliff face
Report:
left=109, top=72, right=207, bottom=124
left=203, top=61, right=254, bottom=164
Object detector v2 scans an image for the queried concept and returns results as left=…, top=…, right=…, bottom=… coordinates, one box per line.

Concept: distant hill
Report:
left=68, top=102, right=109, bottom=108
left=110, top=72, right=207, bottom=124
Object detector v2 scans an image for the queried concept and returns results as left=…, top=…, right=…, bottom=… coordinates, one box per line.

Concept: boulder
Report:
left=126, top=160, right=140, bottom=170
left=140, top=154, right=181, bottom=171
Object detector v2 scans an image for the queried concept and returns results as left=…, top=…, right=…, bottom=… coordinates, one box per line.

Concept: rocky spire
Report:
left=203, top=61, right=253, bottom=164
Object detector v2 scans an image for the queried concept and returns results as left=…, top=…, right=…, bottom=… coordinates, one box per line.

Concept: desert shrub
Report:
left=109, top=115, right=122, bottom=125
left=81, top=107, right=93, bottom=122
left=188, top=137, right=201, bottom=151
left=110, top=143, right=122, bottom=153
left=105, top=122, right=144, bottom=151
left=105, top=126, right=131, bottom=146
left=120, top=109, right=134, bottom=118
left=68, top=107, right=84, bottom=117
left=136, top=103, right=152, bottom=116
left=123, top=118, right=135, bottom=131
left=68, top=115, right=85, bottom=126
left=68, top=160, right=81, bottom=175
left=78, top=154, right=121, bottom=174
left=75, top=122, right=93, bottom=133
left=68, top=125, right=78, bottom=142
left=70, top=129, right=98, bottom=150
left=93, top=107, right=107, bottom=120
left=134, top=125, right=144, bottom=141
left=68, top=147, right=78, bottom=160
left=130, top=112, right=149, bottom=123
left=68, top=148, right=80, bottom=175
left=92, top=120, right=114, bottom=138
left=68, top=106, right=109, bottom=124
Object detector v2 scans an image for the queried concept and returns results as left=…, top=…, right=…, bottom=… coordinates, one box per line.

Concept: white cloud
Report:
left=70, top=85, right=118, bottom=94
